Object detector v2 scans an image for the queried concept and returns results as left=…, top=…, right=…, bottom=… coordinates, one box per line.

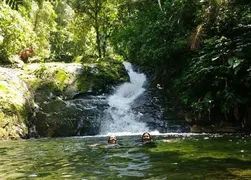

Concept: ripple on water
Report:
left=1, top=135, right=251, bottom=179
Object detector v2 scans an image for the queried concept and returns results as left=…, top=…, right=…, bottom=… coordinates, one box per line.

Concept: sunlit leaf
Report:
left=212, top=56, right=219, bottom=61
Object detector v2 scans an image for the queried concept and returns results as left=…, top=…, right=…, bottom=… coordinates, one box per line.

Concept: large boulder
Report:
left=0, top=60, right=128, bottom=139
left=21, top=61, right=128, bottom=137
left=0, top=68, right=32, bottom=139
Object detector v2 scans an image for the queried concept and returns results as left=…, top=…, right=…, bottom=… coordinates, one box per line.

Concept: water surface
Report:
left=1, top=133, right=251, bottom=179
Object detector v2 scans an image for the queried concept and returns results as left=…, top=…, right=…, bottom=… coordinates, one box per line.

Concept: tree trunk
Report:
left=95, top=26, right=102, bottom=58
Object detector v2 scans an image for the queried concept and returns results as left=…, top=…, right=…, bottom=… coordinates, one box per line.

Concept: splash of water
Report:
left=99, top=62, right=150, bottom=135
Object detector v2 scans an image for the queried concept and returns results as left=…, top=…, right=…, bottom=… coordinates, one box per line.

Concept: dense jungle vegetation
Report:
left=1, top=0, right=251, bottom=131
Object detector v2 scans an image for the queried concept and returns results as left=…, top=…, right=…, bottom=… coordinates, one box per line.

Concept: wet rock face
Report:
left=28, top=62, right=127, bottom=137
left=131, top=87, right=189, bottom=133
left=34, top=96, right=109, bottom=137
left=131, top=89, right=168, bottom=132
left=0, top=61, right=128, bottom=139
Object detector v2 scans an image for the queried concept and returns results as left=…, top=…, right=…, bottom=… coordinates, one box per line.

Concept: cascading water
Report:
left=99, top=62, right=151, bottom=135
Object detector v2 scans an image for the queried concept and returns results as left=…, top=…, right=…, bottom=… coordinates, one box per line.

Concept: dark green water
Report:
left=1, top=133, right=251, bottom=180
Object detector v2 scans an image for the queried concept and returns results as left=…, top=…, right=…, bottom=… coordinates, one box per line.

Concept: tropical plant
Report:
left=72, top=0, right=120, bottom=58
left=0, top=1, right=36, bottom=63
left=1, top=0, right=24, bottom=10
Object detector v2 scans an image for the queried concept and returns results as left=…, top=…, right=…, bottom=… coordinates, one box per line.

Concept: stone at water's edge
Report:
left=34, top=97, right=109, bottom=137
left=0, top=61, right=128, bottom=139
left=0, top=68, right=31, bottom=139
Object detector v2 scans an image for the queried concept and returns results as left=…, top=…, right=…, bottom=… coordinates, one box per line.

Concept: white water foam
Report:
left=99, top=62, right=151, bottom=135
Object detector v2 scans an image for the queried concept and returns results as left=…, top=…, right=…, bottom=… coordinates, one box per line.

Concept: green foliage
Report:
left=0, top=0, right=59, bottom=63
left=50, top=5, right=95, bottom=61
left=110, top=0, right=251, bottom=127
left=0, top=2, right=36, bottom=63
left=33, top=1, right=57, bottom=58
left=111, top=0, right=200, bottom=70
left=49, top=1, right=76, bottom=61
left=1, top=0, right=251, bottom=128
left=0, top=0, right=120, bottom=63
left=72, top=0, right=120, bottom=58
left=175, top=1, right=251, bottom=125
left=1, top=0, right=24, bottom=10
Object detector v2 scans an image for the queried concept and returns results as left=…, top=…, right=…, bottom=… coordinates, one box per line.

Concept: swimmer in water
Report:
left=141, top=132, right=151, bottom=143
left=108, top=135, right=117, bottom=144
left=141, top=132, right=156, bottom=148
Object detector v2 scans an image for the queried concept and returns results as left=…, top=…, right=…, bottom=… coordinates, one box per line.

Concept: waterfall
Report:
left=99, top=62, right=150, bottom=135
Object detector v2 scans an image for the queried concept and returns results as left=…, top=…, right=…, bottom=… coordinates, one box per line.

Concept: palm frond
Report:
left=1, top=0, right=24, bottom=10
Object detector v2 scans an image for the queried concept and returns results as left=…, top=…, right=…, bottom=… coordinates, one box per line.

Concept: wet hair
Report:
left=108, top=135, right=117, bottom=144
left=141, top=132, right=151, bottom=142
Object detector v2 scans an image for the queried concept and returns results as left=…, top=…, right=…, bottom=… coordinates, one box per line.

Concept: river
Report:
left=1, top=62, right=251, bottom=179
left=1, top=133, right=251, bottom=179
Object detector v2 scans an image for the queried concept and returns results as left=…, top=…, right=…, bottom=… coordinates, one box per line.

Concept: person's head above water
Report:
left=108, top=135, right=117, bottom=144
left=142, top=132, right=151, bottom=143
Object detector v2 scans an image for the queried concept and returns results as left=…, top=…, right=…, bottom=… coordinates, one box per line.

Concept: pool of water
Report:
left=1, top=133, right=251, bottom=179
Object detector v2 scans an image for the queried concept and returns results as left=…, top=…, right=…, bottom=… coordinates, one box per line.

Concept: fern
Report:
left=1, top=0, right=58, bottom=10
left=1, top=0, right=24, bottom=10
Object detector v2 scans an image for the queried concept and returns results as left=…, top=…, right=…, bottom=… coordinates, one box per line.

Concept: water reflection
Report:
left=0, top=134, right=251, bottom=179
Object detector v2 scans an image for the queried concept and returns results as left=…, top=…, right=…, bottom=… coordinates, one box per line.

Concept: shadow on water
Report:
left=147, top=151, right=251, bottom=180
left=0, top=147, right=10, bottom=155
left=146, top=135, right=251, bottom=180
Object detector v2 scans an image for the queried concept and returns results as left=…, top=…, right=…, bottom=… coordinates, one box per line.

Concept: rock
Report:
left=0, top=61, right=129, bottom=138
left=0, top=67, right=31, bottom=139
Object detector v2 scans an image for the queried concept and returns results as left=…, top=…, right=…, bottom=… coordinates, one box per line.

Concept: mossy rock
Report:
left=77, top=61, right=128, bottom=94
left=0, top=68, right=31, bottom=139
left=0, top=60, right=128, bottom=138
left=21, top=63, right=76, bottom=98
left=22, top=62, right=128, bottom=99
